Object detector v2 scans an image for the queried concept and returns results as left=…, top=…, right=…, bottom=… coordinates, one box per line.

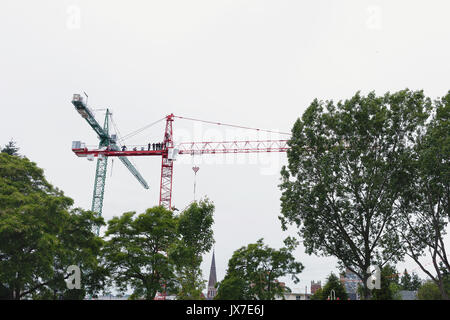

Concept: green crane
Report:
left=71, top=94, right=149, bottom=232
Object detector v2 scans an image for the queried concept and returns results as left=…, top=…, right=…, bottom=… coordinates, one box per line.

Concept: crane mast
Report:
left=159, top=114, right=175, bottom=210
left=91, top=109, right=110, bottom=219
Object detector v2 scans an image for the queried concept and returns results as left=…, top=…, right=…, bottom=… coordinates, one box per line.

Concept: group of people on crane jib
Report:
left=120, top=145, right=140, bottom=151
left=120, top=143, right=166, bottom=152
left=149, top=142, right=166, bottom=151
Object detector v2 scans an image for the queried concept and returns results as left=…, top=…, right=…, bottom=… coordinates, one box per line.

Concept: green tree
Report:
left=279, top=90, right=431, bottom=299
left=52, top=208, right=107, bottom=300
left=400, top=269, right=412, bottom=291
left=396, top=92, right=450, bottom=299
left=0, top=153, right=105, bottom=299
left=411, top=273, right=422, bottom=291
left=102, top=206, right=178, bottom=300
left=1, top=140, right=19, bottom=156
left=417, top=281, right=442, bottom=300
left=26, top=208, right=107, bottom=300
left=441, top=265, right=450, bottom=296
left=311, top=273, right=347, bottom=300
left=310, top=287, right=325, bottom=300
left=170, top=199, right=215, bottom=300
left=215, top=238, right=304, bottom=300
left=214, top=274, right=247, bottom=300
left=400, top=269, right=422, bottom=291
left=371, top=265, right=401, bottom=300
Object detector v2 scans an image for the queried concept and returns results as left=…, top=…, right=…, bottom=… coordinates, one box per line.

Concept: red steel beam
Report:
left=72, top=140, right=289, bottom=158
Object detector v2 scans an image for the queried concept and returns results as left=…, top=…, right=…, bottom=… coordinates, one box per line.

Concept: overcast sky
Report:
left=1, top=0, right=449, bottom=294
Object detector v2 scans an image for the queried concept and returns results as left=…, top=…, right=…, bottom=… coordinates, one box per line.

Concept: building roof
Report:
left=399, top=290, right=417, bottom=300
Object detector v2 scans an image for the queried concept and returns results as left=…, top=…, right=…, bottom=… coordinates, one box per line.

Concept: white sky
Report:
left=1, top=0, right=449, bottom=294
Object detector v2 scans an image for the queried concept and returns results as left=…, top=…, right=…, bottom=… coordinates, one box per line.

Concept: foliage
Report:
left=310, top=287, right=324, bottom=300
left=215, top=238, right=304, bottom=300
left=400, top=269, right=422, bottom=291
left=279, top=89, right=432, bottom=298
left=214, top=274, right=247, bottom=300
left=1, top=140, right=19, bottom=156
left=170, top=199, right=215, bottom=299
left=417, top=281, right=442, bottom=300
left=311, top=273, right=348, bottom=300
left=371, top=265, right=401, bottom=300
left=396, top=92, right=450, bottom=299
left=0, top=153, right=105, bottom=299
left=102, top=206, right=178, bottom=300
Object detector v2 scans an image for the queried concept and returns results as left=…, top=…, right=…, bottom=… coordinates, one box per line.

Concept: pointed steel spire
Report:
left=207, top=250, right=217, bottom=300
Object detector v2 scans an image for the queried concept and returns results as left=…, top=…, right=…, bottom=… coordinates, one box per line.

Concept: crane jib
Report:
left=72, top=98, right=109, bottom=141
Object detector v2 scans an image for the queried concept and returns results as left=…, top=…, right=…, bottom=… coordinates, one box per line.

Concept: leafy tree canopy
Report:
left=1, top=140, right=19, bottom=156
left=280, top=89, right=432, bottom=298
left=417, top=281, right=443, bottom=300
left=215, top=238, right=304, bottom=300
left=400, top=269, right=422, bottom=291
left=102, top=206, right=179, bottom=300
left=370, top=265, right=401, bottom=300
left=396, top=92, right=450, bottom=299
left=170, top=199, right=215, bottom=300
left=311, top=273, right=348, bottom=300
left=0, top=153, right=105, bottom=299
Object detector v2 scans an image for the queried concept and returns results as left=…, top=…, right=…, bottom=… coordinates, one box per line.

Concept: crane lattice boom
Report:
left=71, top=139, right=289, bottom=157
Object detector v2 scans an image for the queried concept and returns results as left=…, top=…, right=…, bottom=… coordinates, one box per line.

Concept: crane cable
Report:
left=109, top=113, right=143, bottom=175
left=120, top=117, right=167, bottom=142
left=113, top=114, right=290, bottom=143
left=173, top=115, right=292, bottom=136
left=109, top=114, right=125, bottom=146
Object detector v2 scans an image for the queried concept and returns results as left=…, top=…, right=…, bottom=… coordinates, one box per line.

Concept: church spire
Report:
left=207, top=250, right=217, bottom=300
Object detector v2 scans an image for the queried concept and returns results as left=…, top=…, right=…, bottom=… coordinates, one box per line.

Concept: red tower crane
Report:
left=72, top=111, right=290, bottom=210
